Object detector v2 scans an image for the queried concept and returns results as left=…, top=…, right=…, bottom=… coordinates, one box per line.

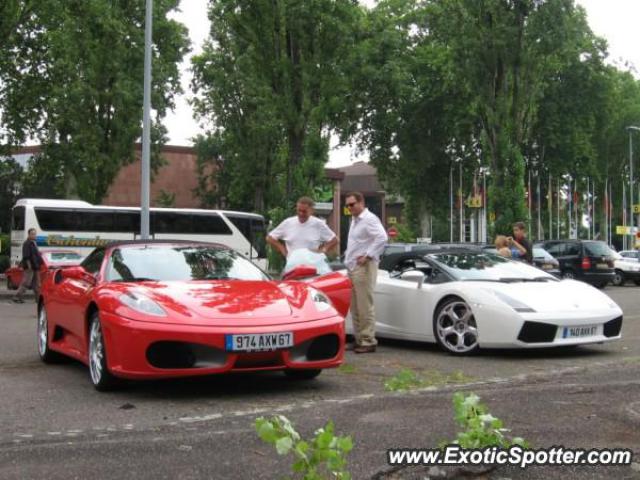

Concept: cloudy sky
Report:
left=163, top=0, right=640, bottom=167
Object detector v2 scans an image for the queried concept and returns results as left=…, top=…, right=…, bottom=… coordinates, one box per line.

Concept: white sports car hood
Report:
left=471, top=280, right=617, bottom=313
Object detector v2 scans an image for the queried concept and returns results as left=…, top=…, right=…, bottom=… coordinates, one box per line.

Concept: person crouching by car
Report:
left=13, top=228, right=43, bottom=304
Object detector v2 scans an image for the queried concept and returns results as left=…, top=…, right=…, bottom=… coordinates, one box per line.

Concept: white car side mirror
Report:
left=400, top=270, right=426, bottom=289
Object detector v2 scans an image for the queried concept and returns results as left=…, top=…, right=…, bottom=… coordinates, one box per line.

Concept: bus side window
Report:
left=225, top=214, right=267, bottom=259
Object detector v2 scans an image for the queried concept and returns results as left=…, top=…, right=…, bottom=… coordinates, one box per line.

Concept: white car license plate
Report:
left=225, top=332, right=293, bottom=352
left=562, top=325, right=598, bottom=339
left=596, top=263, right=608, bottom=269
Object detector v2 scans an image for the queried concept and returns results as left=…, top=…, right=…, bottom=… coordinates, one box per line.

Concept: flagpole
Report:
left=528, top=169, right=532, bottom=232
left=483, top=171, right=487, bottom=243
left=568, top=177, right=571, bottom=238
left=592, top=179, right=596, bottom=239
left=548, top=175, right=552, bottom=241
left=610, top=181, right=614, bottom=246
left=459, top=162, right=463, bottom=242
left=537, top=173, right=541, bottom=241
left=604, top=178, right=609, bottom=245
left=557, top=177, right=560, bottom=239
left=449, top=164, right=453, bottom=243
left=587, top=177, right=590, bottom=240
left=623, top=181, right=627, bottom=250
left=575, top=178, right=579, bottom=239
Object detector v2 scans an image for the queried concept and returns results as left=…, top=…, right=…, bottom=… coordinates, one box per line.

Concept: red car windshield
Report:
left=106, top=245, right=269, bottom=282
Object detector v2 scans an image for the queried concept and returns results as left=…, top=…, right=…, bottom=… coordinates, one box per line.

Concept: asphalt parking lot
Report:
left=1, top=285, right=639, bottom=479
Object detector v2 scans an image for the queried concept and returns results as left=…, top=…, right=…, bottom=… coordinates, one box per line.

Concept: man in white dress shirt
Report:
left=344, top=191, right=388, bottom=353
left=267, top=197, right=338, bottom=258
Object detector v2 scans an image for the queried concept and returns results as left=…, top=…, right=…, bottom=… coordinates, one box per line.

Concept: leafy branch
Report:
left=255, top=415, right=353, bottom=480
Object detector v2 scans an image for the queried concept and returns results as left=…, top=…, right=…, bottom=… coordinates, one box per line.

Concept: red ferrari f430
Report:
left=37, top=241, right=351, bottom=390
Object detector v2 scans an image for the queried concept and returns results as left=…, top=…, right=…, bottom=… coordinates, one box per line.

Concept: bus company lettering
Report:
left=40, top=235, right=115, bottom=247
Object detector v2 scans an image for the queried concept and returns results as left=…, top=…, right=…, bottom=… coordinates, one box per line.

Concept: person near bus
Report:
left=13, top=228, right=43, bottom=303
left=267, top=197, right=337, bottom=258
left=343, top=191, right=388, bottom=354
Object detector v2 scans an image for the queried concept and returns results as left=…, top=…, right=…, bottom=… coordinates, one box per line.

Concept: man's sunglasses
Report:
left=345, top=202, right=357, bottom=208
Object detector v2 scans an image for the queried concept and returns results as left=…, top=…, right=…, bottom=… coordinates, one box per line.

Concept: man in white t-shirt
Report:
left=267, top=197, right=338, bottom=258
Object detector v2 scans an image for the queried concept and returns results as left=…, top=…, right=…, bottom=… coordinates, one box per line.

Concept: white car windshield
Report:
left=106, top=245, right=269, bottom=282
left=427, top=252, right=557, bottom=282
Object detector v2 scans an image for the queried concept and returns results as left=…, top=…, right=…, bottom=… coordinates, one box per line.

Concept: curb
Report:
left=0, top=291, right=35, bottom=300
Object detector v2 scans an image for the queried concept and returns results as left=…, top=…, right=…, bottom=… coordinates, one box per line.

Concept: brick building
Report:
left=9, top=145, right=402, bottom=249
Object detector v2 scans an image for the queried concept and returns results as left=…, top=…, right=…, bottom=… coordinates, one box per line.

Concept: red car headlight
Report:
left=119, top=292, right=167, bottom=317
left=308, top=287, right=333, bottom=313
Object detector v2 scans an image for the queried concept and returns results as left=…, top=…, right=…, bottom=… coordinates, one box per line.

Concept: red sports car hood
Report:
left=112, top=280, right=328, bottom=326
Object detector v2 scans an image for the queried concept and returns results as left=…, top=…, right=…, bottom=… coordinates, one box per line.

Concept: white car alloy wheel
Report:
left=434, top=298, right=479, bottom=354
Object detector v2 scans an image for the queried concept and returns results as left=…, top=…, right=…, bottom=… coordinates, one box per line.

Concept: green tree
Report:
left=354, top=0, right=611, bottom=237
left=429, top=0, right=593, bottom=233
left=0, top=157, right=23, bottom=232
left=1, top=0, right=189, bottom=202
left=191, top=0, right=363, bottom=213
left=348, top=0, right=478, bottom=231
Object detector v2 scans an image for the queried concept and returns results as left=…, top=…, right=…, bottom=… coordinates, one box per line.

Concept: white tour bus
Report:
left=10, top=198, right=267, bottom=269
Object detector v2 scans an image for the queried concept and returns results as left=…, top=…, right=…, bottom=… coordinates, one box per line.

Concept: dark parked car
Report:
left=534, top=240, right=615, bottom=288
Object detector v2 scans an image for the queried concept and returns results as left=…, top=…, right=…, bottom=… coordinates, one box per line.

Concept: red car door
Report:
left=48, top=249, right=105, bottom=358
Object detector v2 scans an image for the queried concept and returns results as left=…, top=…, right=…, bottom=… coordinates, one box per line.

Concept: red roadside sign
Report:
left=387, top=227, right=398, bottom=238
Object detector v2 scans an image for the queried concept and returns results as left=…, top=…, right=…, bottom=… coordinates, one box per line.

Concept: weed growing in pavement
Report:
left=255, top=415, right=353, bottom=480
left=443, top=392, right=528, bottom=449
left=384, top=368, right=472, bottom=392
left=384, top=368, right=424, bottom=391
left=337, top=363, right=357, bottom=374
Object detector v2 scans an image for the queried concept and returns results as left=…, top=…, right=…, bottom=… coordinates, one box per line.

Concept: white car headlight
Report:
left=119, top=292, right=167, bottom=317
left=492, top=291, right=536, bottom=313
left=309, top=287, right=333, bottom=312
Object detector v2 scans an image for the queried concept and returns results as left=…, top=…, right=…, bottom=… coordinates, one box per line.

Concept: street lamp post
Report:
left=627, top=126, right=640, bottom=247
left=140, top=0, right=153, bottom=239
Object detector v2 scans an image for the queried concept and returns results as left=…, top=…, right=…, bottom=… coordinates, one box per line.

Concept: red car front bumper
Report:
left=99, top=311, right=345, bottom=379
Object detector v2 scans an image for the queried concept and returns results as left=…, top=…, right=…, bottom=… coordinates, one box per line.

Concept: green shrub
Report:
left=384, top=368, right=472, bottom=392
left=444, top=392, right=528, bottom=449
left=0, top=233, right=9, bottom=255
left=255, top=415, right=353, bottom=480
left=0, top=255, right=9, bottom=274
left=266, top=207, right=287, bottom=274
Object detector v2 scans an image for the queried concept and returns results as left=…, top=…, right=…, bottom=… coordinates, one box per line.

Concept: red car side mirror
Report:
left=283, top=265, right=318, bottom=281
left=62, top=266, right=95, bottom=284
